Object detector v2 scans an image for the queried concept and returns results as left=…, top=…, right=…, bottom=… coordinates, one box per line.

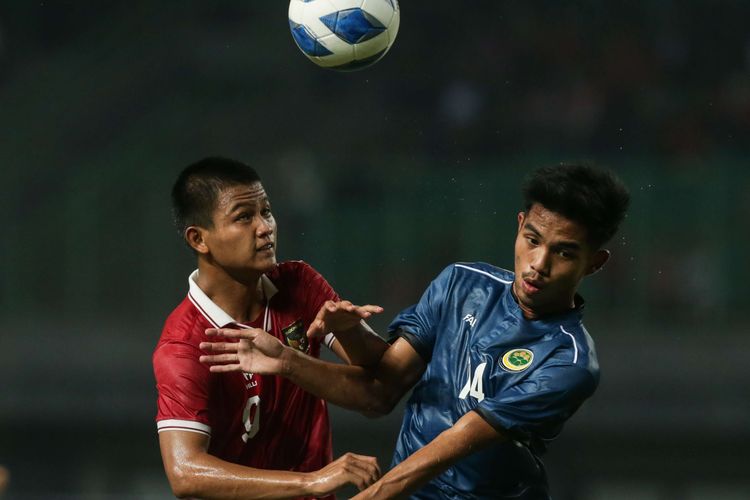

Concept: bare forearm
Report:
left=353, top=426, right=462, bottom=498
left=284, top=348, right=394, bottom=415
left=167, top=452, right=313, bottom=499
left=201, top=333, right=423, bottom=417
left=353, top=412, right=506, bottom=499
left=162, top=431, right=380, bottom=499
left=331, top=321, right=389, bottom=367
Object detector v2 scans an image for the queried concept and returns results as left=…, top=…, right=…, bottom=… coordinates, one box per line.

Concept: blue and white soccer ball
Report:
left=288, top=0, right=400, bottom=71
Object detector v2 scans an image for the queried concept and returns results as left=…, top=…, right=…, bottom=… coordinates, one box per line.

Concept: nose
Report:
left=255, top=216, right=273, bottom=237
left=530, top=247, right=551, bottom=276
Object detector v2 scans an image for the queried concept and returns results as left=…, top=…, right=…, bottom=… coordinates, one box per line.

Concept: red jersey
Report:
left=154, top=261, right=339, bottom=499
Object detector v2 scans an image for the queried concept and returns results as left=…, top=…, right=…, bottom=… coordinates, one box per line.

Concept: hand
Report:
left=0, top=465, right=9, bottom=495
left=307, top=453, right=381, bottom=497
left=307, top=300, right=383, bottom=339
left=199, top=328, right=289, bottom=375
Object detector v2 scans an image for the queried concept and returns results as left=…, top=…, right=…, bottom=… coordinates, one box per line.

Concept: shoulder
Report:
left=447, top=262, right=515, bottom=288
left=155, top=297, right=208, bottom=357
left=545, top=322, right=599, bottom=382
left=265, top=261, right=338, bottom=310
left=266, top=260, right=326, bottom=286
left=420, top=262, right=514, bottom=301
left=518, top=323, right=599, bottom=399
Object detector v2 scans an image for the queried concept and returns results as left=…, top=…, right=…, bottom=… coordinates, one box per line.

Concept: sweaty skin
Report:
left=159, top=181, right=384, bottom=499
left=513, top=204, right=609, bottom=319
left=188, top=183, right=278, bottom=323
left=199, top=201, right=611, bottom=499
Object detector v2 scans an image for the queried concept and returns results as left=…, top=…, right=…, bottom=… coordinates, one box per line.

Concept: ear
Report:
left=586, top=249, right=610, bottom=276
left=185, top=226, right=210, bottom=255
left=517, top=211, right=526, bottom=232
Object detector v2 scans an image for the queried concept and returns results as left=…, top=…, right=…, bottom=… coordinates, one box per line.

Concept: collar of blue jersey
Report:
left=187, top=269, right=279, bottom=328
left=505, top=284, right=585, bottom=327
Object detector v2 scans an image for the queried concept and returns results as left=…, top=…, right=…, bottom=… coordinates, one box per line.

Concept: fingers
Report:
left=205, top=327, right=264, bottom=339
left=199, top=341, right=240, bottom=353
left=199, top=351, right=242, bottom=373
left=311, top=452, right=381, bottom=496
left=199, top=353, right=238, bottom=364
left=322, top=301, right=383, bottom=316
left=200, top=340, right=240, bottom=368
left=306, top=318, right=326, bottom=339
left=360, top=305, right=384, bottom=313
left=307, top=301, right=384, bottom=340
left=326, top=301, right=383, bottom=317
left=353, top=305, right=384, bottom=318
left=208, top=363, right=243, bottom=373
left=335, top=453, right=381, bottom=491
left=345, top=453, right=381, bottom=485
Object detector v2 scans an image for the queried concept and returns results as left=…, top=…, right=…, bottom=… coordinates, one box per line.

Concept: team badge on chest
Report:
left=282, top=319, right=309, bottom=353
left=501, top=348, right=534, bottom=372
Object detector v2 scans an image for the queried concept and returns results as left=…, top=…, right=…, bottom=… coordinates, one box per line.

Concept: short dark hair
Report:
left=522, top=163, right=630, bottom=248
left=172, top=157, right=262, bottom=234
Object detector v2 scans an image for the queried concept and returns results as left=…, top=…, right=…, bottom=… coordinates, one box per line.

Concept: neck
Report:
left=196, top=260, right=265, bottom=324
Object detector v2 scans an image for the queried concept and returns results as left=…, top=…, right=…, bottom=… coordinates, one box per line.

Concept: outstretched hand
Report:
left=307, top=300, right=383, bottom=339
left=199, top=328, right=288, bottom=375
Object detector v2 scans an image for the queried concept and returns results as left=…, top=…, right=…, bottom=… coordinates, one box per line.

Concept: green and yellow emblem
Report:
left=282, top=320, right=309, bottom=353
left=501, top=349, right=534, bottom=372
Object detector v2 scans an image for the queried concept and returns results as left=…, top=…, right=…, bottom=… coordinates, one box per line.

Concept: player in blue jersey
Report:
left=200, top=163, right=630, bottom=499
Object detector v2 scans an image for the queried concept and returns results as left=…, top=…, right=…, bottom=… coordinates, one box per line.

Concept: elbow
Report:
left=360, top=391, right=399, bottom=418
left=166, top=463, right=199, bottom=499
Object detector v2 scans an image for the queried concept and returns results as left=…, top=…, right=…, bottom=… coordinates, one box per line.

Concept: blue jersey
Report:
left=389, top=263, right=599, bottom=499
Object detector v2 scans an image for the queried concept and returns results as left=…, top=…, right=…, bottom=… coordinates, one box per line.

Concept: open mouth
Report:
left=257, top=242, right=275, bottom=252
left=522, top=278, right=543, bottom=294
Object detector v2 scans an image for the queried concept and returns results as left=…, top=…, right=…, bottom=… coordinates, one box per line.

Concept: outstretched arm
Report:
left=352, top=411, right=507, bottom=499
left=159, top=430, right=380, bottom=499
left=200, top=333, right=425, bottom=417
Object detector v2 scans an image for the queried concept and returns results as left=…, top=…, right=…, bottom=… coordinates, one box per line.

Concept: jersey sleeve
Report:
left=153, top=341, right=212, bottom=436
left=475, top=363, right=597, bottom=442
left=387, top=264, right=454, bottom=362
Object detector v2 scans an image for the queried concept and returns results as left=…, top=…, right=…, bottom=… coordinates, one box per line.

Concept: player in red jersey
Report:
left=153, top=157, right=386, bottom=499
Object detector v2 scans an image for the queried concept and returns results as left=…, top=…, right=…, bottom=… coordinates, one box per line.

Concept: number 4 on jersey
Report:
left=458, top=361, right=487, bottom=402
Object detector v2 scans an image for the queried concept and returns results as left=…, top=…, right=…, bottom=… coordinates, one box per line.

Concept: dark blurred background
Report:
left=1, top=1, right=749, bottom=499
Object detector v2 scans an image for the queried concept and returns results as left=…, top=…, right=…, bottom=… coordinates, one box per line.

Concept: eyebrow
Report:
left=523, top=222, right=582, bottom=250
left=523, top=222, right=543, bottom=238
left=227, top=196, right=268, bottom=213
left=554, top=241, right=582, bottom=251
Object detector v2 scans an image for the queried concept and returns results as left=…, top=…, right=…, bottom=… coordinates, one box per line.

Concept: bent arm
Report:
left=201, top=331, right=425, bottom=416
left=285, top=338, right=425, bottom=416
left=159, top=430, right=309, bottom=499
left=159, top=431, right=379, bottom=499
left=328, top=320, right=389, bottom=367
left=353, top=411, right=507, bottom=499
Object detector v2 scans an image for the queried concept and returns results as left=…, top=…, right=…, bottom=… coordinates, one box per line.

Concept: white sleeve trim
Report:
left=157, top=419, right=212, bottom=436
left=454, top=264, right=513, bottom=284
left=559, top=326, right=579, bottom=364
left=324, top=332, right=336, bottom=350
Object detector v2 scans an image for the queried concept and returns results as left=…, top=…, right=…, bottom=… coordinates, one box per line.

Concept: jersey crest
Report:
left=501, top=348, right=534, bottom=372
left=282, top=319, right=309, bottom=353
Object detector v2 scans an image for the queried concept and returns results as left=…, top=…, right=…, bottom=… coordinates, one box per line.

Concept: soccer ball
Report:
left=288, top=0, right=400, bottom=71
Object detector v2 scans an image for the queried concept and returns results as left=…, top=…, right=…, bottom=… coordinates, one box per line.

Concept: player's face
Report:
left=513, top=203, right=609, bottom=319
left=202, top=182, right=277, bottom=278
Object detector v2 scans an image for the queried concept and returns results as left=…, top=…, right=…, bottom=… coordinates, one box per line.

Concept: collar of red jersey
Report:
left=187, top=269, right=278, bottom=328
